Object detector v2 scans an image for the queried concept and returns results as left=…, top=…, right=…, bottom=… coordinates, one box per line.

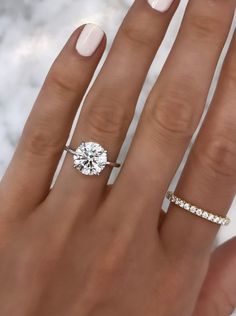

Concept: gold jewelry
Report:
left=166, top=191, right=230, bottom=226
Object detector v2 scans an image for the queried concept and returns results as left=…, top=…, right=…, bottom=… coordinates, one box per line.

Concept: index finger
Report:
left=0, top=25, right=106, bottom=218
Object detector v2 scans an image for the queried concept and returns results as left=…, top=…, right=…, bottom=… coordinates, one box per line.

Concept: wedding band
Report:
left=166, top=191, right=230, bottom=226
left=65, top=141, right=121, bottom=176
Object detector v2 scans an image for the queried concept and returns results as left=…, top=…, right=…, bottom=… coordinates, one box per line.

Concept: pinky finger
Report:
left=0, top=24, right=106, bottom=219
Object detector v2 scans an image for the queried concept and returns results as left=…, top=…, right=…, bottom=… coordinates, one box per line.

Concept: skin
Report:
left=0, top=0, right=236, bottom=315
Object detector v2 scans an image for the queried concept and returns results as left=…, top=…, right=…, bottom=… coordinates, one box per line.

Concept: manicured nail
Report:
left=147, top=0, right=175, bottom=12
left=76, top=23, right=104, bottom=57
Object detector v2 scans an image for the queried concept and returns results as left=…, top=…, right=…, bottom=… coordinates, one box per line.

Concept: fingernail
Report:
left=76, top=23, right=104, bottom=57
left=147, top=0, right=175, bottom=12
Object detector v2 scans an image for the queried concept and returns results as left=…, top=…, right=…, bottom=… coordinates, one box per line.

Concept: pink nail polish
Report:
left=76, top=23, right=104, bottom=57
left=147, top=0, right=175, bottom=12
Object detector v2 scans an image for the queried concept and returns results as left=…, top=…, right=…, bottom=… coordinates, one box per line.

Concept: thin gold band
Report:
left=166, top=191, right=230, bottom=226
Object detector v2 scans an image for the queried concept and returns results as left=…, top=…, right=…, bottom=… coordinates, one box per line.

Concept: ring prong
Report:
left=67, top=141, right=120, bottom=176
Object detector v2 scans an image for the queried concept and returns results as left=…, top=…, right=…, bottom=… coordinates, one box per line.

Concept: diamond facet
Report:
left=73, top=142, right=107, bottom=176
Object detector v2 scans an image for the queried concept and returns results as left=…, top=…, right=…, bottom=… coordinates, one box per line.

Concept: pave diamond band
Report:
left=166, top=191, right=230, bottom=226
left=65, top=142, right=120, bottom=176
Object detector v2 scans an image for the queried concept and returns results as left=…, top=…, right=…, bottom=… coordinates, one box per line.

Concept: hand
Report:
left=0, top=0, right=236, bottom=315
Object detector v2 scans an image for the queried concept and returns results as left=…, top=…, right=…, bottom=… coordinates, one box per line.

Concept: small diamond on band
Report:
left=166, top=191, right=230, bottom=226
left=190, top=206, right=197, bottom=214
left=184, top=203, right=190, bottom=210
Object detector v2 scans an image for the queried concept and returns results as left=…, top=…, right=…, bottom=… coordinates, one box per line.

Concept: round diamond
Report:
left=196, top=209, right=203, bottom=216
left=213, top=216, right=220, bottom=223
left=190, top=206, right=197, bottom=214
left=184, top=203, right=190, bottom=211
left=221, top=218, right=227, bottom=225
left=175, top=198, right=180, bottom=205
left=208, top=213, right=214, bottom=221
left=202, top=211, right=209, bottom=219
left=218, top=218, right=224, bottom=225
left=73, top=142, right=107, bottom=176
left=179, top=200, right=185, bottom=208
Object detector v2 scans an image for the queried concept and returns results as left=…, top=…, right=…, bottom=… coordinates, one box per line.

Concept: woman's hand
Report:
left=0, top=0, right=236, bottom=315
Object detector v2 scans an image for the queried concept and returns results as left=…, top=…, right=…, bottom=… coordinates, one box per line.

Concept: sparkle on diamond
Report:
left=73, top=142, right=107, bottom=176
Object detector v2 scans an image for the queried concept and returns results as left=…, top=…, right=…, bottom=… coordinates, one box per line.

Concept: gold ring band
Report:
left=166, top=191, right=230, bottom=226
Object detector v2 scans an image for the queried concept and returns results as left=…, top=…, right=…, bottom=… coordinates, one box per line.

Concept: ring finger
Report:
left=161, top=31, right=236, bottom=258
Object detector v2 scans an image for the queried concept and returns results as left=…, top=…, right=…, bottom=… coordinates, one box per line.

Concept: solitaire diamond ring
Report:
left=65, top=141, right=121, bottom=176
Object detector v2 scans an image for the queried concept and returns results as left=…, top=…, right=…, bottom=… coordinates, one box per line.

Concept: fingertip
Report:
left=66, top=24, right=106, bottom=60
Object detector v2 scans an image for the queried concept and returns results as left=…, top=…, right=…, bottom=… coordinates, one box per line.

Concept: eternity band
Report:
left=166, top=191, right=230, bottom=226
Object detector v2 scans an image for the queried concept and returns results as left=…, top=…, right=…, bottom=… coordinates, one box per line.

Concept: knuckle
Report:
left=96, top=249, right=125, bottom=281
left=195, top=135, right=236, bottom=178
left=84, top=245, right=127, bottom=304
left=146, top=87, right=197, bottom=143
left=46, top=62, right=79, bottom=98
left=21, top=119, right=62, bottom=157
left=121, top=23, right=153, bottom=47
left=187, top=13, right=224, bottom=42
left=84, top=95, right=132, bottom=142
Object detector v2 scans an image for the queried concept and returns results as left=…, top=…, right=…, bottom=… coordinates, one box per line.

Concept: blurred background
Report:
left=0, top=0, right=235, bottom=247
